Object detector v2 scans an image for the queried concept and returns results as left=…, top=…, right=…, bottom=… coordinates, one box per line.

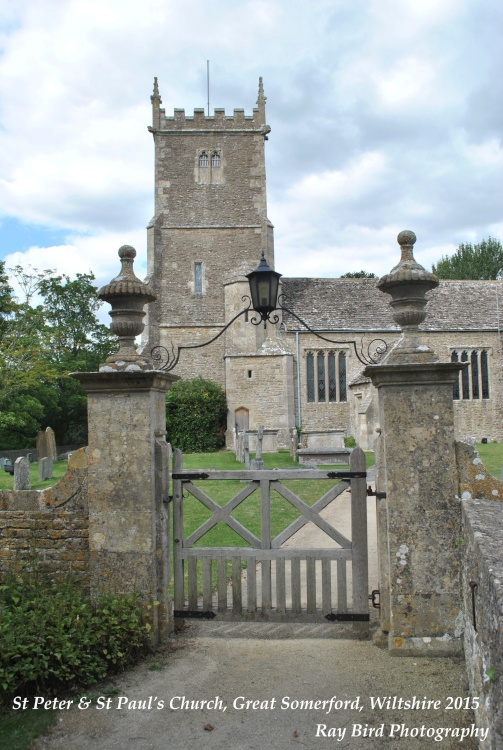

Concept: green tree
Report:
left=339, top=270, right=377, bottom=279
left=432, top=237, right=503, bottom=280
left=165, top=377, right=227, bottom=452
left=0, top=267, right=116, bottom=448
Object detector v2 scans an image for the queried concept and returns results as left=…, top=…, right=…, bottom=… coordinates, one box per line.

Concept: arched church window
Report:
left=211, top=151, right=220, bottom=167
left=199, top=151, right=209, bottom=168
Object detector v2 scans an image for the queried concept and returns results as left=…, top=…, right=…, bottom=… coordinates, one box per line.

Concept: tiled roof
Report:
left=280, top=278, right=501, bottom=331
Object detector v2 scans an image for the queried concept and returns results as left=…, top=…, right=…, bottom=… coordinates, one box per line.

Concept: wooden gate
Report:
left=172, top=448, right=369, bottom=628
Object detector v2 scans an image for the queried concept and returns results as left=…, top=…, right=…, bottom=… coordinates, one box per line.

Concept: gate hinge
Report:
left=327, top=471, right=367, bottom=479
left=325, top=612, right=370, bottom=622
left=172, top=472, right=210, bottom=481
left=174, top=610, right=216, bottom=619
left=366, top=486, right=387, bottom=499
left=369, top=590, right=380, bottom=608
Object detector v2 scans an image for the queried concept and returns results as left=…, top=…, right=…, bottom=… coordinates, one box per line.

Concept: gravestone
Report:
left=243, top=433, right=250, bottom=469
left=36, top=430, right=47, bottom=459
left=45, top=427, right=58, bottom=461
left=14, top=456, right=31, bottom=490
left=250, top=424, right=265, bottom=470
left=0, top=457, right=8, bottom=469
left=235, top=432, right=243, bottom=463
left=38, top=457, right=53, bottom=481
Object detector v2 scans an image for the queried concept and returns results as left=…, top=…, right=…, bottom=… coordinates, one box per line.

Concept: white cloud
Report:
left=0, top=0, right=501, bottom=287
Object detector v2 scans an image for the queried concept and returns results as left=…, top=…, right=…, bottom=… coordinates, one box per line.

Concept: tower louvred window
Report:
left=211, top=151, right=221, bottom=167
left=199, top=151, right=209, bottom=167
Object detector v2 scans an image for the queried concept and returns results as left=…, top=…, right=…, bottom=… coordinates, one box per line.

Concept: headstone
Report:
left=38, top=457, right=53, bottom=481
left=14, top=456, right=31, bottom=490
left=0, top=457, right=8, bottom=469
left=243, top=433, right=250, bottom=469
left=250, top=425, right=264, bottom=470
left=236, top=432, right=244, bottom=463
left=36, top=430, right=47, bottom=459
left=255, top=425, right=264, bottom=459
left=45, top=427, right=58, bottom=461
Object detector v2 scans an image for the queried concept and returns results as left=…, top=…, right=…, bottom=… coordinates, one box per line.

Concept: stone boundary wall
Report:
left=461, top=500, right=503, bottom=750
left=0, top=445, right=84, bottom=463
left=0, top=449, right=89, bottom=588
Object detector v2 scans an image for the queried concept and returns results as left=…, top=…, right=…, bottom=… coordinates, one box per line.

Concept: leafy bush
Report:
left=165, top=376, right=227, bottom=452
left=0, top=569, right=151, bottom=707
left=344, top=435, right=357, bottom=448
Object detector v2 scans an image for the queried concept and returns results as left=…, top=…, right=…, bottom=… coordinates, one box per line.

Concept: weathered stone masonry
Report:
left=0, top=448, right=89, bottom=588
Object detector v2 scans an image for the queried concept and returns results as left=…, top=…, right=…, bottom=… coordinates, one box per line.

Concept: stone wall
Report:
left=0, top=449, right=89, bottom=587
left=461, top=500, right=503, bottom=750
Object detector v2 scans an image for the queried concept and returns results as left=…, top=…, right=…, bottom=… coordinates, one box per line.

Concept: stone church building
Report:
left=142, top=78, right=503, bottom=452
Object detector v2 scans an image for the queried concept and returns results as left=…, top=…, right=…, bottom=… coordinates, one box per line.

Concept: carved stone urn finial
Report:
left=97, top=245, right=156, bottom=372
left=377, top=231, right=439, bottom=363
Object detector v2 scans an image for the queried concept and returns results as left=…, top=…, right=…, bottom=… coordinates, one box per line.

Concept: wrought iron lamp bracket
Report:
left=151, top=294, right=387, bottom=371
left=151, top=297, right=253, bottom=372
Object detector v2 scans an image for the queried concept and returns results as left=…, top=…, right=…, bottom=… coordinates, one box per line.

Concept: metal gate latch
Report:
left=366, top=486, right=387, bottom=499
left=369, top=590, right=380, bottom=608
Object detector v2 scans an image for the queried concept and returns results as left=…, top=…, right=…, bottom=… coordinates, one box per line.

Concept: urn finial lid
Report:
left=378, top=231, right=438, bottom=292
left=97, top=245, right=156, bottom=303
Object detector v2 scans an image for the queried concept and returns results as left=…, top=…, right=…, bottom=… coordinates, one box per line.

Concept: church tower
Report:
left=144, top=77, right=274, bottom=386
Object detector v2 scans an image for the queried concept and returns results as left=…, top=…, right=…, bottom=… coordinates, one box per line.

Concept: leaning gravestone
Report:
left=38, top=457, right=53, bottom=481
left=250, top=425, right=265, bottom=470
left=45, top=427, right=58, bottom=461
left=14, top=456, right=31, bottom=490
left=0, top=457, right=8, bottom=469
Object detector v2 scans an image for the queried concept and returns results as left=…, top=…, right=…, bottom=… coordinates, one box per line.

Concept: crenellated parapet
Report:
left=149, top=78, right=270, bottom=136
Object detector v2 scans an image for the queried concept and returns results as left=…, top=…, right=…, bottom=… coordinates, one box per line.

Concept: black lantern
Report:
left=246, top=252, right=282, bottom=322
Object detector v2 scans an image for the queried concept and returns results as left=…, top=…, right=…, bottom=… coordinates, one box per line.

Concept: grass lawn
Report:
left=0, top=707, right=57, bottom=750
left=0, top=460, right=69, bottom=491
left=476, top=442, right=503, bottom=479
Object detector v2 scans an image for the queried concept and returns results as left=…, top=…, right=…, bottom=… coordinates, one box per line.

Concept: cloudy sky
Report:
left=1, top=0, right=502, bottom=295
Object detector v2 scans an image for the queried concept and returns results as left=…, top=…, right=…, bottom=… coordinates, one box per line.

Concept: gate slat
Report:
left=202, top=558, right=212, bottom=610
left=262, top=561, right=272, bottom=611
left=188, top=557, right=198, bottom=610
left=276, top=558, right=286, bottom=614
left=321, top=558, right=332, bottom=614
left=291, top=557, right=301, bottom=613
left=232, top=557, right=242, bottom=614
left=337, top=559, right=347, bottom=613
left=247, top=558, right=257, bottom=613
left=306, top=557, right=316, bottom=613
left=217, top=558, right=227, bottom=612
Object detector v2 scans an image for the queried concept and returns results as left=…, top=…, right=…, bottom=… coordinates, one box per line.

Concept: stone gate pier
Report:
left=365, top=231, right=464, bottom=656
left=73, top=246, right=176, bottom=642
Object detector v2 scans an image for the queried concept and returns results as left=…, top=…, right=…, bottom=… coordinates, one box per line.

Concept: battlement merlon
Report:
left=148, top=77, right=271, bottom=137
